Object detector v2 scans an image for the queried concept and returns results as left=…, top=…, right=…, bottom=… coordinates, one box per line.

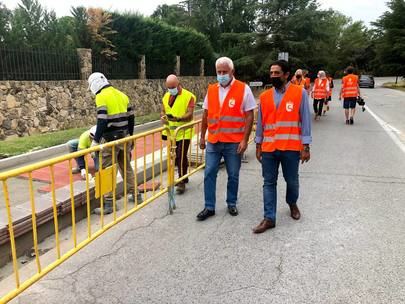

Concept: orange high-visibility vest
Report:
left=260, top=84, right=303, bottom=152
left=291, top=78, right=306, bottom=88
left=342, top=74, right=359, bottom=98
left=207, top=80, right=246, bottom=143
left=313, top=78, right=328, bottom=99
left=305, top=77, right=311, bottom=88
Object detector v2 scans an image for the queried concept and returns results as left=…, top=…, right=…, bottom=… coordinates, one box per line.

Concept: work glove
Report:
left=80, top=168, right=93, bottom=181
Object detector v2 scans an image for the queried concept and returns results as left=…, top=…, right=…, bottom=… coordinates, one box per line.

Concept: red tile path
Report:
left=19, top=132, right=168, bottom=192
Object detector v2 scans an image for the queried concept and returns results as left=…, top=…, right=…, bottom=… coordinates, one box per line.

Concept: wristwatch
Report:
left=303, top=145, right=310, bottom=152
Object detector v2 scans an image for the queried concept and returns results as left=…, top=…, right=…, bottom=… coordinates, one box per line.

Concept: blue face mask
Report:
left=168, top=87, right=178, bottom=96
left=217, top=74, right=231, bottom=86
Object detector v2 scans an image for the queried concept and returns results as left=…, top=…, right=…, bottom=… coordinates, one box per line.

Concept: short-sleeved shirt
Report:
left=78, top=130, right=91, bottom=150
left=203, top=78, right=257, bottom=113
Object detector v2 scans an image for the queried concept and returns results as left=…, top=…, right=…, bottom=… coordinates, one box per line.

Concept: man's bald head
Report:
left=166, top=74, right=179, bottom=89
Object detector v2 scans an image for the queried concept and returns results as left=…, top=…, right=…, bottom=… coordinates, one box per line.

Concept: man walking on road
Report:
left=87, top=72, right=141, bottom=215
left=324, top=71, right=334, bottom=114
left=161, top=74, right=196, bottom=194
left=291, top=69, right=310, bottom=92
left=340, top=66, right=360, bottom=125
left=303, top=69, right=311, bottom=95
left=311, top=70, right=329, bottom=120
left=196, top=57, right=256, bottom=221
left=253, top=60, right=311, bottom=234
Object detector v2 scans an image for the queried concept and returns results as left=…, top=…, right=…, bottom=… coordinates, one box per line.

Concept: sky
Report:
left=2, top=0, right=389, bottom=26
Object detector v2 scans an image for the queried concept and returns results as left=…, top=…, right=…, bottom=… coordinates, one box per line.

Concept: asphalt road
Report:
left=10, top=78, right=405, bottom=304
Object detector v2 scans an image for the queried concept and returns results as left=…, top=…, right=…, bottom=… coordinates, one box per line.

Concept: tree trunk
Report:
left=396, top=75, right=399, bottom=84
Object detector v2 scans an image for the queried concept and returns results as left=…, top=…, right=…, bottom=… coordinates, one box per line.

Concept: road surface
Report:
left=9, top=77, right=405, bottom=304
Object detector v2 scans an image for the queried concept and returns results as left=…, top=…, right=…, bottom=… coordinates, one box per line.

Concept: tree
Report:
left=337, top=21, right=374, bottom=72
left=256, top=0, right=326, bottom=75
left=151, top=4, right=190, bottom=27
left=372, top=0, right=405, bottom=81
left=87, top=8, right=117, bottom=59
left=8, top=0, right=47, bottom=47
left=6, top=0, right=74, bottom=49
left=110, top=12, right=214, bottom=62
left=71, top=6, right=92, bottom=48
left=157, top=0, right=259, bottom=50
left=0, top=2, right=11, bottom=44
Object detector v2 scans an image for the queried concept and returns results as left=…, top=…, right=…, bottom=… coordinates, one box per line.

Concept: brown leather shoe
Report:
left=252, top=219, right=275, bottom=234
left=289, top=204, right=301, bottom=220
left=176, top=182, right=185, bottom=194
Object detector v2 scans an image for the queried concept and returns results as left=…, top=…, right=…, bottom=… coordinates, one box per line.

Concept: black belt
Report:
left=102, top=130, right=128, bottom=142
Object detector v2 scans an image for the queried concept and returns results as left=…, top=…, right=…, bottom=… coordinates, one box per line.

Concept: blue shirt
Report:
left=255, top=84, right=312, bottom=145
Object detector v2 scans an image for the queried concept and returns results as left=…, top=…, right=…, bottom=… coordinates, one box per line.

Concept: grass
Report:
left=382, top=80, right=405, bottom=92
left=0, top=112, right=161, bottom=158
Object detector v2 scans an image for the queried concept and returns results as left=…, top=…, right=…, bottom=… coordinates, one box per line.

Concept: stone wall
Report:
left=0, top=76, right=216, bottom=139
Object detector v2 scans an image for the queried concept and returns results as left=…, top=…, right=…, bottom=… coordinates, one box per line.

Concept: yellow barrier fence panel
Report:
left=95, top=165, right=117, bottom=199
left=0, top=125, right=176, bottom=303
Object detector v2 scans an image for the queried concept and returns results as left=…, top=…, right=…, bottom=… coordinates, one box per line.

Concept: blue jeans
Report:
left=261, top=150, right=300, bottom=223
left=204, top=142, right=241, bottom=210
left=67, top=139, right=99, bottom=171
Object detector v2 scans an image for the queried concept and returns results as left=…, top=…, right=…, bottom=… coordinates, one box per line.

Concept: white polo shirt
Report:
left=203, top=78, right=257, bottom=113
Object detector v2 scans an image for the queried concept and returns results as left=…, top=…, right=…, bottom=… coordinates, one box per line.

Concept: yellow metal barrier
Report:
left=171, top=119, right=205, bottom=184
left=0, top=116, right=257, bottom=303
left=168, top=119, right=205, bottom=213
left=0, top=126, right=171, bottom=303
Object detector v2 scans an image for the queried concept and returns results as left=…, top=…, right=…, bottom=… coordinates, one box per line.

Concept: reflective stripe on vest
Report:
left=208, top=116, right=245, bottom=124
left=208, top=127, right=245, bottom=134
left=207, top=79, right=246, bottom=143
left=263, top=124, right=275, bottom=131
left=275, top=134, right=301, bottom=140
left=263, top=121, right=300, bottom=130
left=259, top=84, right=303, bottom=152
left=263, top=134, right=302, bottom=142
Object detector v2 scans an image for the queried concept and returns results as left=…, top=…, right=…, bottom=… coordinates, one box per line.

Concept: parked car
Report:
left=359, top=74, right=375, bottom=88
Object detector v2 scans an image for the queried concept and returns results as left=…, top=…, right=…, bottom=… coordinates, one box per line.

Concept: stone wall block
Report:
left=0, top=76, right=215, bottom=139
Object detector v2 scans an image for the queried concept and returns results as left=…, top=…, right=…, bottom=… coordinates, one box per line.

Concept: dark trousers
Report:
left=176, top=139, right=191, bottom=183
left=262, top=151, right=300, bottom=222
left=313, top=99, right=325, bottom=115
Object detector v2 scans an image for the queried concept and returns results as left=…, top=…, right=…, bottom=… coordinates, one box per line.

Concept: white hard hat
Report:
left=88, top=72, right=109, bottom=95
left=89, top=125, right=97, bottom=138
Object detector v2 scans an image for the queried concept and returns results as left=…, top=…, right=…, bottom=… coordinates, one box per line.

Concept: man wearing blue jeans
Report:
left=253, top=60, right=312, bottom=233
left=197, top=57, right=256, bottom=221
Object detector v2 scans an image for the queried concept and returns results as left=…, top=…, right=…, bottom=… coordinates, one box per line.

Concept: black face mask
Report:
left=270, top=77, right=284, bottom=89
left=296, top=75, right=302, bottom=79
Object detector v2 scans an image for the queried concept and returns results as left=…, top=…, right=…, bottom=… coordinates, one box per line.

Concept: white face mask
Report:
left=168, top=87, right=178, bottom=96
left=217, top=74, right=231, bottom=85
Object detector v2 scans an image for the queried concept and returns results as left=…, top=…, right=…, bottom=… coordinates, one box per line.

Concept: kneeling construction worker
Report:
left=67, top=125, right=99, bottom=179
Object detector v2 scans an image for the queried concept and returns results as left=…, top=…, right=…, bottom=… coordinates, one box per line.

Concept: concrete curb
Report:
left=0, top=144, right=67, bottom=172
